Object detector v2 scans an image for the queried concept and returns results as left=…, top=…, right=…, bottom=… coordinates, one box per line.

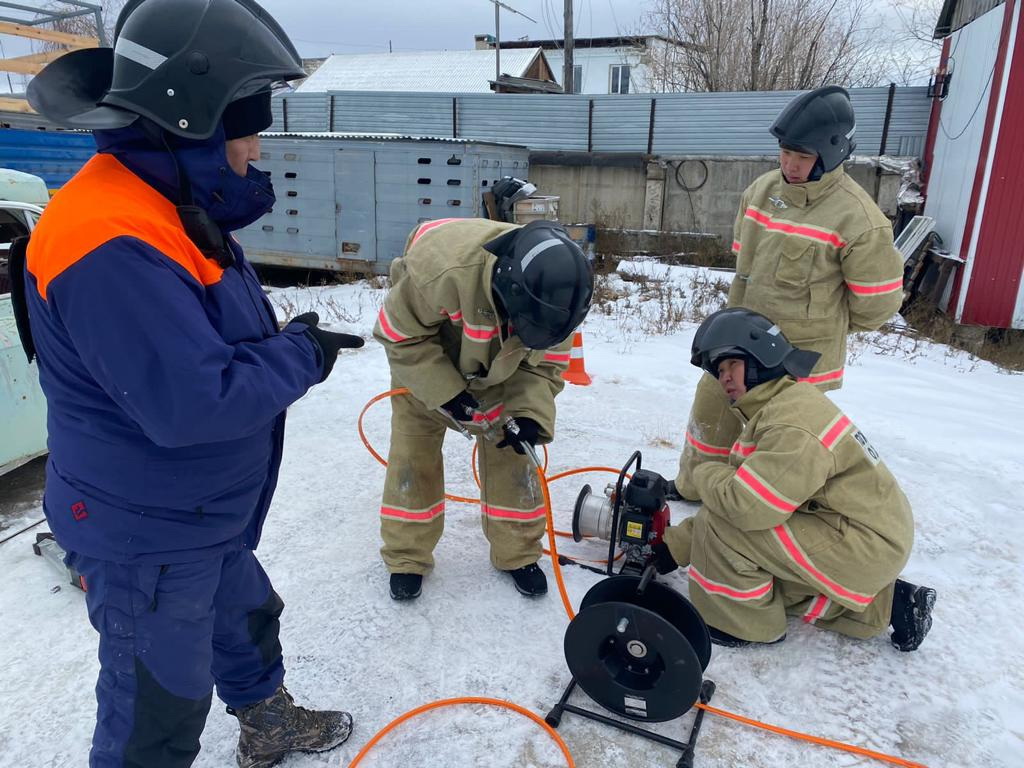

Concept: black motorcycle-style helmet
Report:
left=691, top=308, right=820, bottom=391
left=485, top=221, right=594, bottom=350
left=770, top=85, right=857, bottom=175
left=27, top=0, right=305, bottom=140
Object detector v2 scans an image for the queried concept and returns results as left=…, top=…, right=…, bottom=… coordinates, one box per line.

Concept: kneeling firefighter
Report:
left=374, top=218, right=594, bottom=601
left=19, top=1, right=362, bottom=766
left=651, top=309, right=935, bottom=651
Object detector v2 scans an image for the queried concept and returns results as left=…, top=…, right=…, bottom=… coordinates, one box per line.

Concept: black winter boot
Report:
left=389, top=573, right=423, bottom=600
left=504, top=563, right=548, bottom=596
left=707, top=625, right=786, bottom=648
left=890, top=578, right=936, bottom=652
left=230, top=686, right=352, bottom=768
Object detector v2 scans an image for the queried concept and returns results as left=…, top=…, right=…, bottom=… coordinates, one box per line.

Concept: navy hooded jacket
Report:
left=24, top=124, right=323, bottom=563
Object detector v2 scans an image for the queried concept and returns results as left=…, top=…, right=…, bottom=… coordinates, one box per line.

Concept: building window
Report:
left=572, top=64, right=583, bottom=94
left=610, top=64, right=630, bottom=94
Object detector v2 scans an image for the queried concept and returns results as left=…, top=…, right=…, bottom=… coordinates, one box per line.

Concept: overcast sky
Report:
left=1, top=0, right=926, bottom=93
left=0, top=0, right=641, bottom=92
left=258, top=0, right=641, bottom=58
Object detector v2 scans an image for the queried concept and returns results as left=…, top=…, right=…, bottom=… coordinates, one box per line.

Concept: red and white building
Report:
left=924, top=0, right=1024, bottom=329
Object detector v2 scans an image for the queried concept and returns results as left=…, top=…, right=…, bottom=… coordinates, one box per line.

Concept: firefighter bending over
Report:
left=374, top=218, right=594, bottom=601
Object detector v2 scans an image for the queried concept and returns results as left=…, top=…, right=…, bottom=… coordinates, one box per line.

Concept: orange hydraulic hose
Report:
left=357, top=387, right=477, bottom=504
left=357, top=390, right=928, bottom=768
left=536, top=463, right=575, bottom=620
left=358, top=388, right=625, bottom=565
left=693, top=703, right=927, bottom=768
left=345, top=697, right=575, bottom=768
left=471, top=439, right=548, bottom=486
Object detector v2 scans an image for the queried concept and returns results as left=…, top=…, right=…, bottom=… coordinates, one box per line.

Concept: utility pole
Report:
left=487, top=1, right=537, bottom=87
left=563, top=0, right=574, bottom=94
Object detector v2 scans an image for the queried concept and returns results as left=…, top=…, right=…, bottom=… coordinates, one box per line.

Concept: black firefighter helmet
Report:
left=27, top=0, right=305, bottom=140
left=691, top=308, right=820, bottom=391
left=485, top=220, right=594, bottom=350
left=770, top=85, right=857, bottom=174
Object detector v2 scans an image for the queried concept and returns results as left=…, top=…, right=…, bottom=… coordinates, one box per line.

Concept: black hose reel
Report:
left=546, top=452, right=717, bottom=767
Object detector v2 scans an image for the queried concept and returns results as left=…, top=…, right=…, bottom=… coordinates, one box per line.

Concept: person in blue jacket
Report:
left=18, top=2, right=361, bottom=766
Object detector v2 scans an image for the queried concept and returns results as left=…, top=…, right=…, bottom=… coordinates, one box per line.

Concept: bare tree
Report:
left=884, top=0, right=943, bottom=85
left=637, top=0, right=891, bottom=92
left=34, top=1, right=126, bottom=51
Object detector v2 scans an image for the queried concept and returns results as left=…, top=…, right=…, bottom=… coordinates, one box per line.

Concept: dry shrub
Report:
left=268, top=285, right=371, bottom=326
left=895, top=301, right=1024, bottom=373
left=591, top=263, right=729, bottom=352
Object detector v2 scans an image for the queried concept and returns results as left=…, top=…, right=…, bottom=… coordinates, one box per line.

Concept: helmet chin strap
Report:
left=744, top=357, right=760, bottom=391
left=144, top=122, right=234, bottom=268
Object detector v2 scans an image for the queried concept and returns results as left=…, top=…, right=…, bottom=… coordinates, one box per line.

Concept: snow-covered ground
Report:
left=1, top=263, right=1021, bottom=768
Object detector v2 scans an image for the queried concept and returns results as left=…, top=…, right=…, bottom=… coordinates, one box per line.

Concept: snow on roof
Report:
left=294, top=48, right=544, bottom=94
left=261, top=131, right=526, bottom=148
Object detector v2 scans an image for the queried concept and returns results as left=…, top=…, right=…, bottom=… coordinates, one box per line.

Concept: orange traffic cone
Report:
left=562, top=331, right=592, bottom=386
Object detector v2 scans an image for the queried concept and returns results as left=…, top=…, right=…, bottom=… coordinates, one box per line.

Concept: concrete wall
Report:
left=530, top=154, right=903, bottom=252
left=530, top=160, right=648, bottom=229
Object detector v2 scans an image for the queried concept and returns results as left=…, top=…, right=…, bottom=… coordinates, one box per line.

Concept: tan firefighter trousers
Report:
left=379, top=392, right=546, bottom=575
left=667, top=512, right=894, bottom=642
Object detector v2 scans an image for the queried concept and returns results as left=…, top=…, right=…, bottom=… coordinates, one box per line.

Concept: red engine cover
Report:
left=651, top=503, right=671, bottom=544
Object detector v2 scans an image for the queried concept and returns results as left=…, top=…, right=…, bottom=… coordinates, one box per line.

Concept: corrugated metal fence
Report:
left=271, top=86, right=931, bottom=156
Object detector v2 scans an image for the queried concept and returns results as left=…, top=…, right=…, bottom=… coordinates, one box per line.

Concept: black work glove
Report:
left=663, top=478, right=684, bottom=502
left=290, top=312, right=364, bottom=382
left=440, top=390, right=481, bottom=422
left=496, top=417, right=541, bottom=455
left=650, top=541, right=679, bottom=575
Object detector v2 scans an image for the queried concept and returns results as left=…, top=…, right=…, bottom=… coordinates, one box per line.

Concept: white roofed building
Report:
left=294, top=48, right=559, bottom=94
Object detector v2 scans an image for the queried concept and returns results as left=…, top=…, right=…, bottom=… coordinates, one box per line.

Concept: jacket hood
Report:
left=732, top=376, right=794, bottom=421
left=93, top=122, right=275, bottom=232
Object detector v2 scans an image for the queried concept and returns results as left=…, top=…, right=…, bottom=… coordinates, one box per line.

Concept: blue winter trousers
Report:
left=66, top=548, right=286, bottom=768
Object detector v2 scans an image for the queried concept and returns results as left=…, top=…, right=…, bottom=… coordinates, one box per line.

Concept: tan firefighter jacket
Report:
left=685, top=376, right=914, bottom=611
left=729, top=166, right=904, bottom=390
left=373, top=218, right=572, bottom=443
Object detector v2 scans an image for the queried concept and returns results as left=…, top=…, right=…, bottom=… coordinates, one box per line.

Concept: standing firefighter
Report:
left=17, top=1, right=361, bottom=766
left=672, top=86, right=905, bottom=500
left=374, top=218, right=594, bottom=601
left=651, top=309, right=935, bottom=651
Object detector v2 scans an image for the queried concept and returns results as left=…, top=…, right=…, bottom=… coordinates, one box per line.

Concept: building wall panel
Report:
left=963, top=1, right=1024, bottom=327
left=923, top=4, right=1005, bottom=263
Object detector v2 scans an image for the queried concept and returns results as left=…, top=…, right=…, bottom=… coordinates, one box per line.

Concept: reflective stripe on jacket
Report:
left=690, top=377, right=914, bottom=610
left=372, top=218, right=571, bottom=442
left=729, top=166, right=904, bottom=391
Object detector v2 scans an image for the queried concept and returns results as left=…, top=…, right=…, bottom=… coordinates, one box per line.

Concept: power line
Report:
left=607, top=0, right=620, bottom=34
left=939, top=61, right=996, bottom=142
left=490, top=0, right=537, bottom=24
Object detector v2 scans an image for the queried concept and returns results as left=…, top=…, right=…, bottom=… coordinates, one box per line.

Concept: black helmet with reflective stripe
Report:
left=486, top=220, right=594, bottom=350
left=691, top=308, right=820, bottom=390
left=770, top=86, right=857, bottom=174
left=27, top=0, right=304, bottom=140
